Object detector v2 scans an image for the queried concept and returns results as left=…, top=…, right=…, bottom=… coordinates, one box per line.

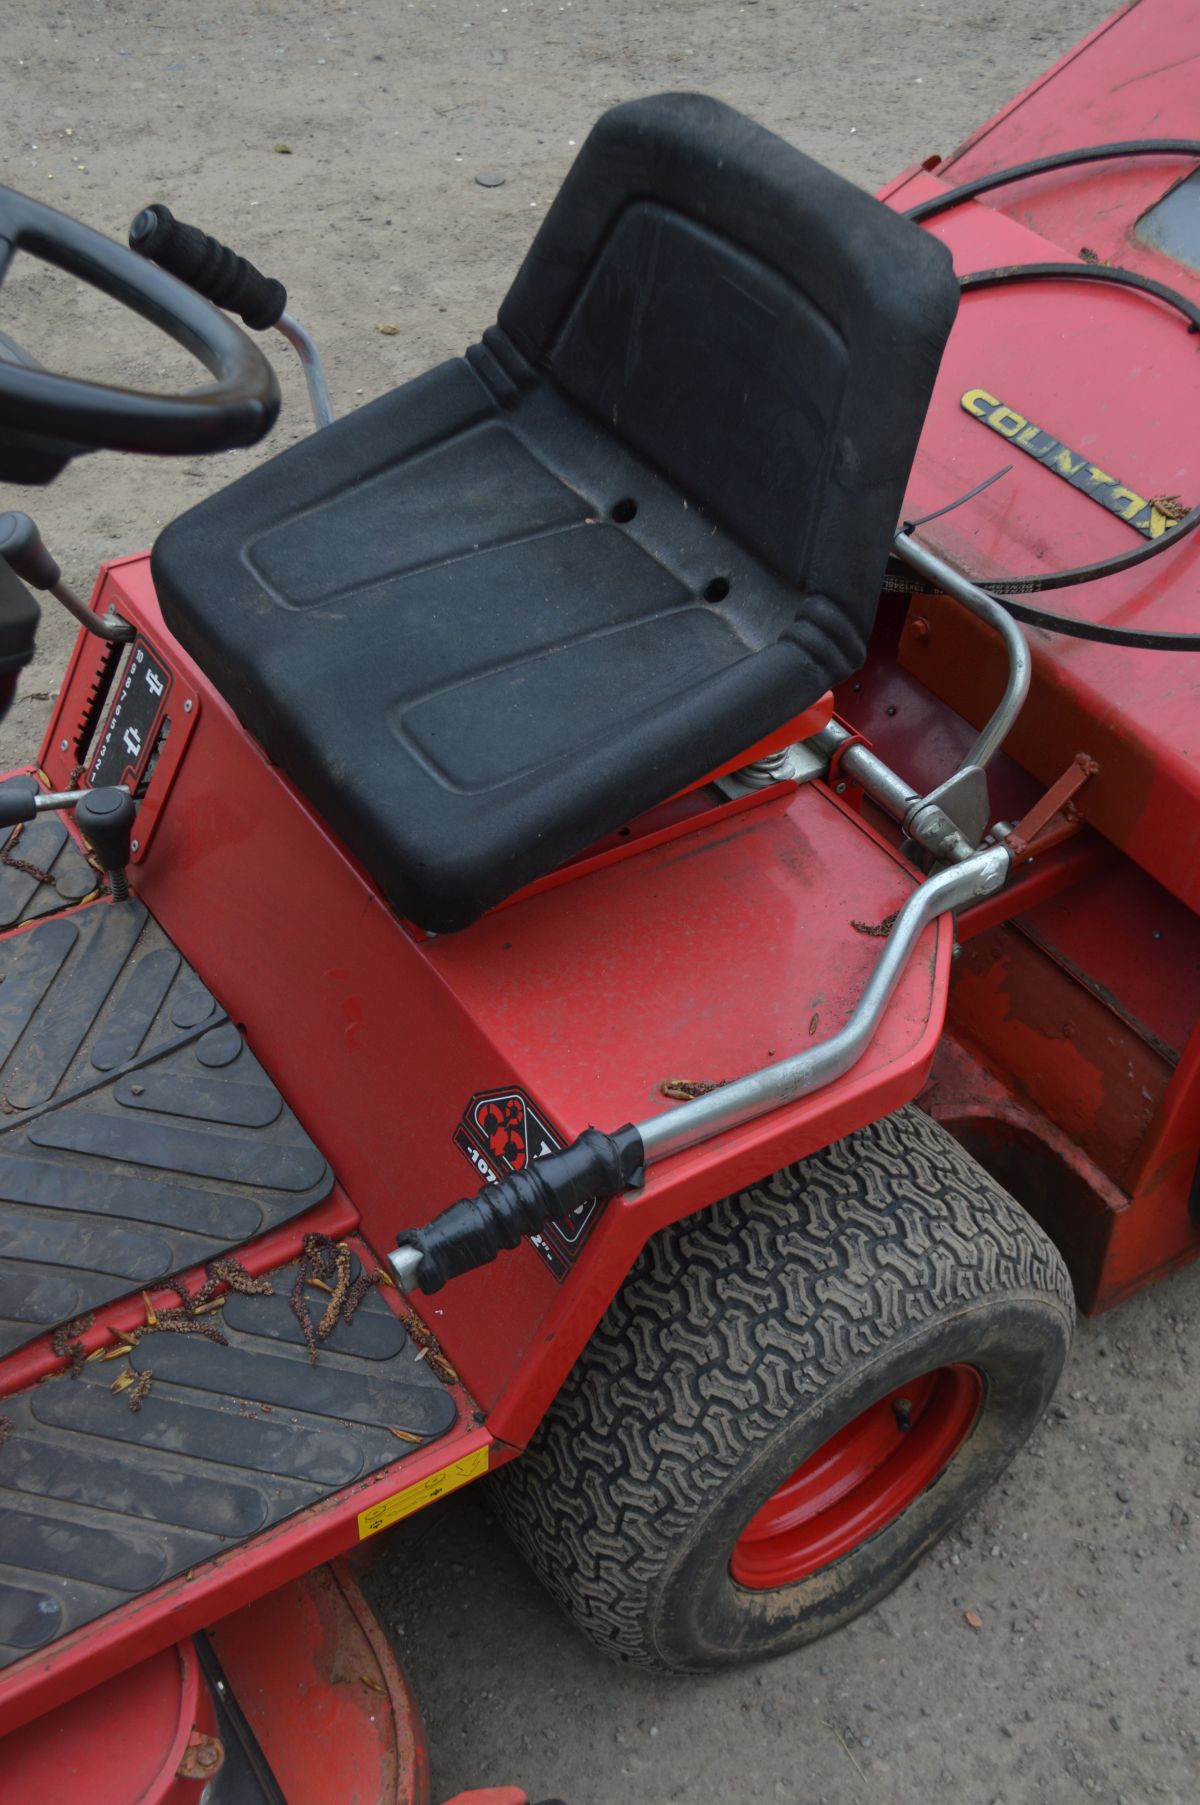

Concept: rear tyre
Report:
left=489, top=1105, right=1074, bottom=1671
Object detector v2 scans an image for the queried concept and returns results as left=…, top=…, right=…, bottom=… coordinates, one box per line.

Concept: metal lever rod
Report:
left=891, top=529, right=1031, bottom=770
left=635, top=843, right=1010, bottom=1164
left=1, top=511, right=134, bottom=643
left=274, top=312, right=334, bottom=429
left=38, top=785, right=127, bottom=810
left=52, top=579, right=135, bottom=644
left=812, top=720, right=920, bottom=821
left=809, top=721, right=984, bottom=865
left=391, top=844, right=1013, bottom=1293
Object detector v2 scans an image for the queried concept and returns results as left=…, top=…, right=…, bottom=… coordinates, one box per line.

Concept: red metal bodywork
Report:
left=35, top=554, right=955, bottom=1452
left=206, top=1561, right=432, bottom=1805
left=0, top=1640, right=214, bottom=1805
left=3, top=0, right=1200, bottom=1786
left=866, top=0, right=1200, bottom=1310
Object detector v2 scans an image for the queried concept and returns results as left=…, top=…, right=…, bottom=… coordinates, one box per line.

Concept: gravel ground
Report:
left=3, top=3, right=1199, bottom=1802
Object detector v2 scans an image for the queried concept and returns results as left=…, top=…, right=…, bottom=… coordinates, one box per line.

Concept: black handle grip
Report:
left=74, top=787, right=137, bottom=873
left=0, top=783, right=37, bottom=829
left=0, top=512, right=61, bottom=591
left=396, top=1124, right=645, bottom=1294
left=128, top=204, right=287, bottom=331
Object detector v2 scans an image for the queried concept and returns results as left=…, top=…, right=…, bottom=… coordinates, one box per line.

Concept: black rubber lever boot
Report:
left=129, top=204, right=287, bottom=332
left=75, top=787, right=137, bottom=903
left=397, top=1124, right=646, bottom=1293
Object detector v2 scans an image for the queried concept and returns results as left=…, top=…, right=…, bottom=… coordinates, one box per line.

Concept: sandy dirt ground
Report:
left=2, top=3, right=1199, bottom=1802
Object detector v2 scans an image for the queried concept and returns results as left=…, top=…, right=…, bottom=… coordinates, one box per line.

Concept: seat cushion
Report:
left=152, top=360, right=821, bottom=929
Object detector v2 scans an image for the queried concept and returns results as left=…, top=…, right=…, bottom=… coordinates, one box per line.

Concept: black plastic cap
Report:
left=74, top=787, right=137, bottom=871
left=0, top=513, right=61, bottom=591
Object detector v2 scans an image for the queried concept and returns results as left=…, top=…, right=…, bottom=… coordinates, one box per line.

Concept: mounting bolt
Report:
left=176, top=1729, right=225, bottom=1782
left=130, top=838, right=139, bottom=854
left=183, top=698, right=193, bottom=713
left=59, top=738, right=69, bottom=753
left=835, top=781, right=846, bottom=795
left=910, top=615, right=931, bottom=641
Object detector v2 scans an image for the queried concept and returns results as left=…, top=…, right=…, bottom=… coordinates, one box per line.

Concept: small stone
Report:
left=274, top=142, right=293, bottom=154
left=1116, top=1485, right=1132, bottom=1503
left=964, top=1610, right=984, bottom=1630
left=1110, top=1715, right=1121, bottom=1733
left=475, top=170, right=506, bottom=187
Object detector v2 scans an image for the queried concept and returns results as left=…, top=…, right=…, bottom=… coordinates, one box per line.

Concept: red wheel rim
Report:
left=730, top=1364, right=984, bottom=1589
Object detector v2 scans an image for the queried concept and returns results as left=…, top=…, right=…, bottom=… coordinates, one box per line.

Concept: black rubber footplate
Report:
left=0, top=900, right=334, bottom=1359
left=0, top=1255, right=458, bottom=1669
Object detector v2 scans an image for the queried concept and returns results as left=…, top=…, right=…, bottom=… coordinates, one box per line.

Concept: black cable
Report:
left=900, top=139, right=1200, bottom=645
left=886, top=559, right=1200, bottom=649
left=903, top=139, right=1200, bottom=227
left=902, top=463, right=1011, bottom=532
left=951, top=262, right=1200, bottom=599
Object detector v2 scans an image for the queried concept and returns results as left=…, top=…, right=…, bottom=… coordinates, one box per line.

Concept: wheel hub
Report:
left=730, top=1364, right=984, bottom=1589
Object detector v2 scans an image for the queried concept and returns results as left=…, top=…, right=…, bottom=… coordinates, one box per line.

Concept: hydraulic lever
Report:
left=74, top=788, right=137, bottom=903
left=0, top=512, right=134, bottom=644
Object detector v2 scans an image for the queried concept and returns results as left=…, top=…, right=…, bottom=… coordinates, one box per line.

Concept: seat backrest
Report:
left=496, top=94, right=959, bottom=667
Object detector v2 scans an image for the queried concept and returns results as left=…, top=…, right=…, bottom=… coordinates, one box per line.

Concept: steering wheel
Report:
left=0, top=186, right=280, bottom=484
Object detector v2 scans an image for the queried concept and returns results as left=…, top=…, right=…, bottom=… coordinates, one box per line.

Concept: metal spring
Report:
left=736, top=748, right=793, bottom=789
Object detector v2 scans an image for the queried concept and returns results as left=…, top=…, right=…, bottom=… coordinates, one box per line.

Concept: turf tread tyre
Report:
left=489, top=1105, right=1074, bottom=1670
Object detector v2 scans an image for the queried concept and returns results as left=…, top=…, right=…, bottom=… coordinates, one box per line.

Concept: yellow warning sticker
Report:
left=357, top=1444, right=490, bottom=1541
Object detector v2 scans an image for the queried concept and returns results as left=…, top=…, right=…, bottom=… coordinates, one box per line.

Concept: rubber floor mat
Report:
left=0, top=900, right=333, bottom=1359
left=0, top=1256, right=457, bottom=1669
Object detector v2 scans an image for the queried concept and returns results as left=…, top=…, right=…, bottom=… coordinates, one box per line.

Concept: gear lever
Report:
left=74, top=787, right=137, bottom=902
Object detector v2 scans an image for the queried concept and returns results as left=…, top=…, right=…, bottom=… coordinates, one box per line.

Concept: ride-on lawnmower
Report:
left=1, top=0, right=1198, bottom=1797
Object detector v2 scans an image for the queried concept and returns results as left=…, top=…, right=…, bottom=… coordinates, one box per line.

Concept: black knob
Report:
left=0, top=513, right=61, bottom=592
left=75, top=788, right=136, bottom=890
left=0, top=783, right=38, bottom=830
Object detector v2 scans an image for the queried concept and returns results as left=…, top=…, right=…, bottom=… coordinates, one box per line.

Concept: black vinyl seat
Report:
left=152, top=94, right=958, bottom=931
